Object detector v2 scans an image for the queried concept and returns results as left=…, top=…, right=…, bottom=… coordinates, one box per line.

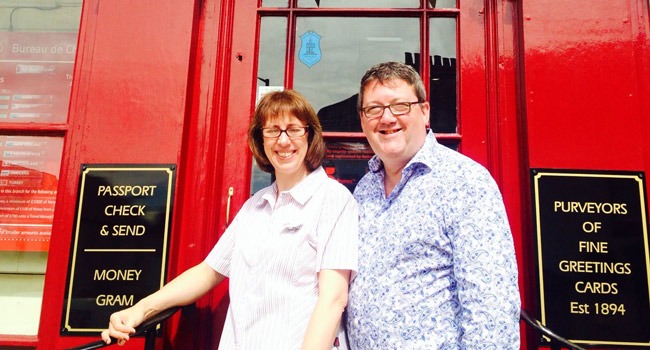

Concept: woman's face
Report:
left=262, top=113, right=309, bottom=181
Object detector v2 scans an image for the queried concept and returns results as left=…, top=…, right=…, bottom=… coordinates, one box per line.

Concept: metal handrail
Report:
left=520, top=308, right=587, bottom=350
left=68, top=306, right=581, bottom=349
left=67, top=306, right=182, bottom=350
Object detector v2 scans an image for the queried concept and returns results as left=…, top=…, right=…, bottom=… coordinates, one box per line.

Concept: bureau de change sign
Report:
left=62, top=164, right=175, bottom=334
left=531, top=169, right=650, bottom=347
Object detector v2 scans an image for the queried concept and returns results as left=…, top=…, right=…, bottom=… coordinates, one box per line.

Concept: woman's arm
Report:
left=101, top=261, right=225, bottom=345
left=301, top=269, right=351, bottom=350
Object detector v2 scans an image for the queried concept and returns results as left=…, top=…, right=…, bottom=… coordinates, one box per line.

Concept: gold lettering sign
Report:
left=62, top=164, right=176, bottom=334
left=531, top=169, right=650, bottom=346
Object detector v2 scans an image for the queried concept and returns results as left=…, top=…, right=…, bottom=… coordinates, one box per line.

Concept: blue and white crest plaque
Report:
left=298, top=30, right=322, bottom=68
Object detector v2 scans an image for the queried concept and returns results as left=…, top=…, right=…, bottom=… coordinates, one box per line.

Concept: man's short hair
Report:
left=358, top=61, right=427, bottom=111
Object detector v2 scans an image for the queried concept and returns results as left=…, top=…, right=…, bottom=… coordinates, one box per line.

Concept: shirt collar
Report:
left=261, top=166, right=327, bottom=206
left=367, top=129, right=438, bottom=174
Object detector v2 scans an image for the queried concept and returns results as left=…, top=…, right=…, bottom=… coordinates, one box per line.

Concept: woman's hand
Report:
left=99, top=262, right=224, bottom=345
left=100, top=304, right=145, bottom=345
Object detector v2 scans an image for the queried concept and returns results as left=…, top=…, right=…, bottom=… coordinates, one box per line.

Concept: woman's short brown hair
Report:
left=248, top=90, right=325, bottom=173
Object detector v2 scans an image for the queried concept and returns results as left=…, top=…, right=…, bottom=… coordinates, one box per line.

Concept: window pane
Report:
left=440, top=138, right=459, bottom=151
left=0, top=2, right=81, bottom=123
left=257, top=17, right=287, bottom=98
left=262, top=0, right=289, bottom=7
left=0, top=135, right=63, bottom=251
left=294, top=17, right=420, bottom=132
left=298, top=0, right=419, bottom=8
left=428, top=0, right=457, bottom=8
left=251, top=17, right=289, bottom=196
left=0, top=135, right=64, bottom=335
left=429, top=17, right=457, bottom=133
left=0, top=270, right=46, bottom=334
left=324, top=141, right=374, bottom=192
left=0, top=0, right=80, bottom=337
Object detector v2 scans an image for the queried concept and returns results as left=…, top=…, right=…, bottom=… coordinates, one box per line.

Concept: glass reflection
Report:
left=294, top=17, right=420, bottom=132
left=0, top=0, right=80, bottom=337
left=252, top=17, right=289, bottom=195
left=324, top=141, right=374, bottom=192
left=298, top=0, right=419, bottom=8
left=292, top=16, right=456, bottom=133
left=255, top=10, right=458, bottom=193
left=257, top=17, right=287, bottom=97
left=0, top=2, right=81, bottom=124
left=429, top=17, right=457, bottom=133
left=262, top=0, right=289, bottom=7
left=0, top=135, right=63, bottom=335
left=428, top=0, right=457, bottom=8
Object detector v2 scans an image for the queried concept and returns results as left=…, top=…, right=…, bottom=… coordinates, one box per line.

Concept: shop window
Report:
left=428, top=17, right=457, bottom=133
left=252, top=3, right=458, bottom=194
left=290, top=0, right=457, bottom=9
left=262, top=0, right=456, bottom=8
left=296, top=0, right=421, bottom=8
left=262, top=0, right=289, bottom=8
left=0, top=0, right=81, bottom=337
left=295, top=16, right=420, bottom=132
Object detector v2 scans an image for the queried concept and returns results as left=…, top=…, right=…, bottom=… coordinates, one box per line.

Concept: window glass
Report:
left=0, top=0, right=81, bottom=336
left=251, top=17, right=288, bottom=195
left=256, top=16, right=287, bottom=99
left=429, top=17, right=457, bottom=133
left=294, top=16, right=420, bottom=132
left=0, top=135, right=64, bottom=335
left=324, top=141, right=373, bottom=192
left=0, top=2, right=80, bottom=123
left=262, top=0, right=289, bottom=7
left=0, top=269, right=46, bottom=334
left=267, top=0, right=457, bottom=9
left=298, top=0, right=419, bottom=8
left=255, top=10, right=458, bottom=193
left=439, top=138, right=459, bottom=151
left=0, top=135, right=62, bottom=251
left=429, top=0, right=457, bottom=8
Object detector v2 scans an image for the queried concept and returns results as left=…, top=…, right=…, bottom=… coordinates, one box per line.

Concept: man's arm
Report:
left=453, top=172, right=521, bottom=349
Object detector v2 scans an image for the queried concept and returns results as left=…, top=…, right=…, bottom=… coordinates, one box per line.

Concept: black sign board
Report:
left=531, top=169, right=650, bottom=347
left=62, top=164, right=176, bottom=334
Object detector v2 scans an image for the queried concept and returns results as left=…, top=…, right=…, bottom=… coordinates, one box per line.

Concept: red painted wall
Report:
left=523, top=1, right=649, bottom=170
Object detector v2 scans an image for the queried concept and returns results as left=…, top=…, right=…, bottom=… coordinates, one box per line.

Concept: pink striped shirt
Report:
left=205, top=166, right=358, bottom=349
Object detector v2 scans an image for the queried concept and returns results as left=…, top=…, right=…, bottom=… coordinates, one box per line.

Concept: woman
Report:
left=101, top=90, right=358, bottom=349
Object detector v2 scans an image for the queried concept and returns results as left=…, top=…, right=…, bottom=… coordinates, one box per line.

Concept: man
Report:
left=346, top=61, right=520, bottom=349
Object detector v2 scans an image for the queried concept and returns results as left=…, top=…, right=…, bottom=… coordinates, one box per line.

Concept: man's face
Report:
left=359, top=79, right=429, bottom=171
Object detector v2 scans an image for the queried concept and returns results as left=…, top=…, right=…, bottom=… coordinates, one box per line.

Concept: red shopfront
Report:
left=1, top=0, right=649, bottom=349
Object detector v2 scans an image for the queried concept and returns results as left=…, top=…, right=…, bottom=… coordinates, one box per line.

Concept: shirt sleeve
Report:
left=204, top=206, right=246, bottom=277
left=204, top=226, right=234, bottom=277
left=317, top=183, right=359, bottom=280
left=451, top=167, right=521, bottom=349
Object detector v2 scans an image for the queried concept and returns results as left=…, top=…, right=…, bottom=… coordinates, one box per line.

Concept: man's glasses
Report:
left=360, top=101, right=421, bottom=119
left=262, top=126, right=309, bottom=138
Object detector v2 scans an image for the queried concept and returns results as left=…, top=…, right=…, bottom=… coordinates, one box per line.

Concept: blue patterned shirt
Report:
left=347, top=131, right=520, bottom=349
